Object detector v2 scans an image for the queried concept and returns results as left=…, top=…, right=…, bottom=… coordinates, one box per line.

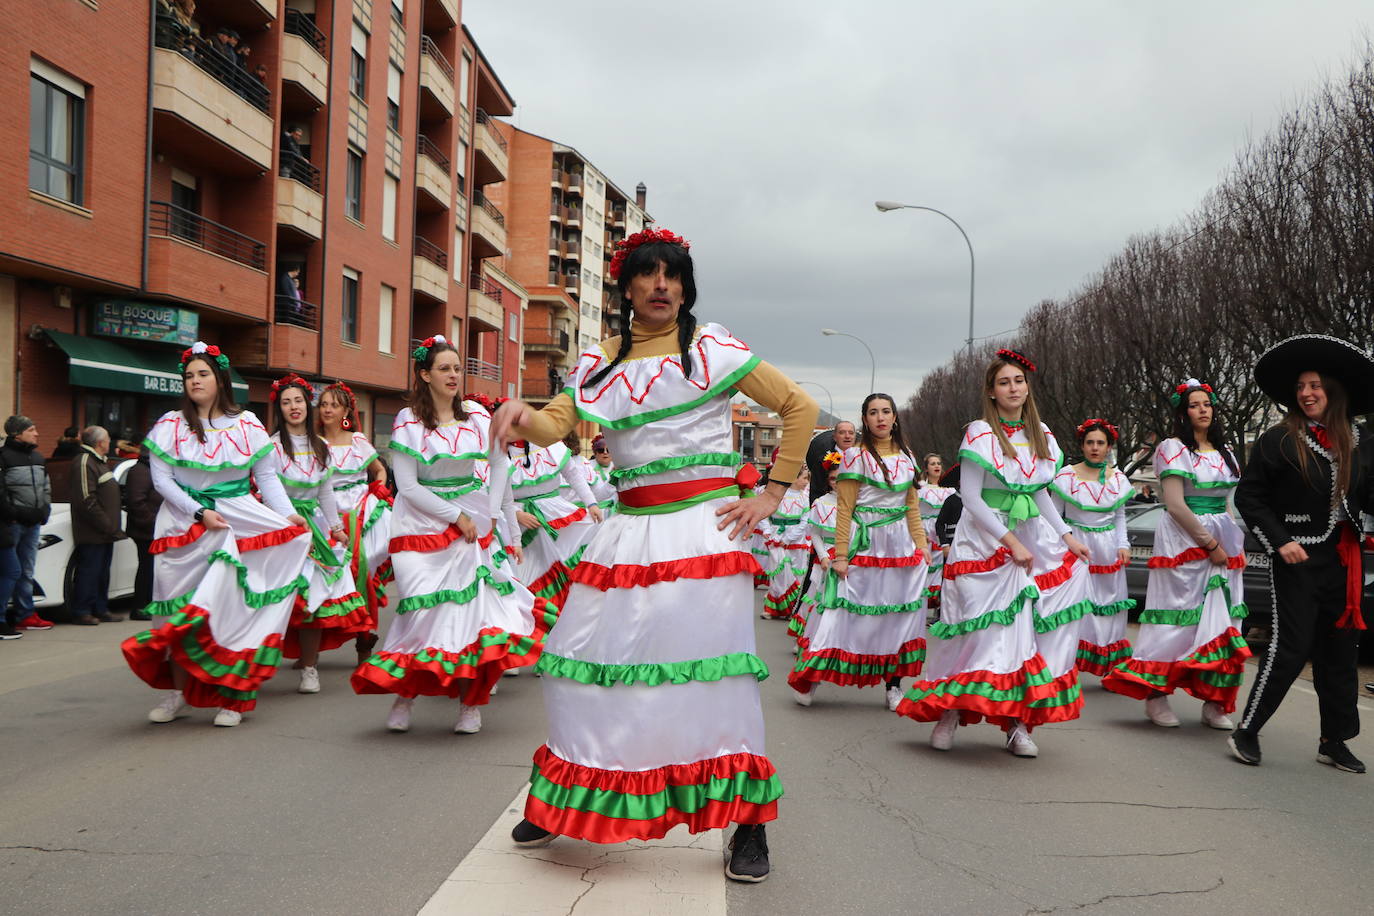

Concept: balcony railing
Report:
left=567, top=171, right=582, bottom=191
left=473, top=190, right=506, bottom=227
left=150, top=201, right=266, bottom=270
left=414, top=236, right=448, bottom=268
left=470, top=273, right=504, bottom=300
left=283, top=9, right=327, bottom=54
left=474, top=108, right=508, bottom=152
left=417, top=134, right=451, bottom=171
left=466, top=357, right=500, bottom=380
left=275, top=294, right=319, bottom=330
left=548, top=270, right=567, bottom=286
left=279, top=152, right=320, bottom=190
left=525, top=326, right=570, bottom=351
left=522, top=376, right=561, bottom=397
left=153, top=11, right=270, bottom=113
left=420, top=36, right=454, bottom=80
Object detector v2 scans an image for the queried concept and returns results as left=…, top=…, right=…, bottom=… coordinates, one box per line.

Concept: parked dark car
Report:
left=1123, top=504, right=1374, bottom=659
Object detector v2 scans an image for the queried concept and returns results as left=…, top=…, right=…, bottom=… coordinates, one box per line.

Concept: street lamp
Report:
left=820, top=328, right=876, bottom=394
left=875, top=201, right=975, bottom=357
left=795, top=380, right=835, bottom=419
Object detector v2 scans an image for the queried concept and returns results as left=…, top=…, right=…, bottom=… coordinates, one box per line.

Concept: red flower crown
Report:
left=411, top=334, right=450, bottom=364
left=269, top=374, right=314, bottom=403
left=1169, top=378, right=1217, bottom=407
left=179, top=341, right=230, bottom=373
left=608, top=227, right=691, bottom=281
left=1075, top=417, right=1120, bottom=443
left=321, top=380, right=356, bottom=407
left=996, top=348, right=1037, bottom=373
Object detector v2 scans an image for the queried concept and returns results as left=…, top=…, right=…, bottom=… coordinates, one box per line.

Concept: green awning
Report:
left=46, top=329, right=249, bottom=403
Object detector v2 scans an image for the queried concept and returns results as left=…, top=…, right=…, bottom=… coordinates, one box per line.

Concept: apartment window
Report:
left=341, top=268, right=360, bottom=344
left=386, top=64, right=401, bottom=130
left=453, top=228, right=465, bottom=282
left=29, top=62, right=86, bottom=205
left=583, top=268, right=592, bottom=284
left=459, top=51, right=472, bottom=109
left=382, top=174, right=398, bottom=241
left=456, top=139, right=468, bottom=186
left=169, top=169, right=198, bottom=240
left=379, top=283, right=395, bottom=354
left=349, top=22, right=367, bottom=99
left=507, top=311, right=518, bottom=342
left=345, top=148, right=363, bottom=221
left=390, top=0, right=403, bottom=23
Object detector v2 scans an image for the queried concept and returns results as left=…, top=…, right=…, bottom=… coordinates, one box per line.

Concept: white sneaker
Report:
left=1006, top=721, right=1038, bottom=757
left=387, top=697, right=414, bottom=732
left=1145, top=695, right=1180, bottom=727
left=791, top=685, right=815, bottom=707
left=454, top=704, right=482, bottom=734
left=1201, top=701, right=1234, bottom=731
left=213, top=708, right=242, bottom=727
left=886, top=686, right=903, bottom=712
left=503, top=666, right=525, bottom=677
left=298, top=666, right=321, bottom=694
left=147, top=690, right=189, bottom=724
left=930, top=710, right=959, bottom=750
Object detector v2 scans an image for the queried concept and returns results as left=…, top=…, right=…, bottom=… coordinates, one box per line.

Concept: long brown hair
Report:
left=1284, top=372, right=1353, bottom=500
left=180, top=355, right=241, bottom=444
left=318, top=382, right=361, bottom=436
left=981, top=356, right=1051, bottom=459
left=859, top=393, right=915, bottom=484
left=921, top=452, right=944, bottom=484
left=269, top=378, right=330, bottom=470
left=410, top=340, right=468, bottom=430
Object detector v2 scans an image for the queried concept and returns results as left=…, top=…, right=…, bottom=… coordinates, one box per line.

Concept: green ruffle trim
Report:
left=528, top=764, right=782, bottom=820
left=1034, top=598, right=1095, bottom=634
left=303, top=591, right=366, bottom=622
left=534, top=651, right=769, bottom=686
left=1049, top=481, right=1134, bottom=513
left=793, top=645, right=925, bottom=678
left=204, top=550, right=307, bottom=608
left=512, top=451, right=571, bottom=490
left=364, top=630, right=523, bottom=680
left=1090, top=598, right=1136, bottom=617
left=145, top=438, right=274, bottom=472
left=928, top=585, right=1037, bottom=639
left=820, top=595, right=927, bottom=616
left=395, top=565, right=516, bottom=614
left=957, top=449, right=1056, bottom=493
left=143, top=589, right=194, bottom=617
left=1138, top=575, right=1247, bottom=627
left=1156, top=469, right=1237, bottom=489
left=902, top=662, right=1055, bottom=705
left=567, top=355, right=761, bottom=430
left=387, top=440, right=486, bottom=465
left=611, top=451, right=743, bottom=484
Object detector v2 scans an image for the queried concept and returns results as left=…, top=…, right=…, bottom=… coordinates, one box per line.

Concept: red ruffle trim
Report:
left=390, top=526, right=495, bottom=555
left=1148, top=547, right=1245, bottom=570
left=788, top=637, right=926, bottom=689
left=547, top=506, right=589, bottom=530
left=525, top=745, right=779, bottom=843
left=572, top=551, right=762, bottom=591
left=1100, top=628, right=1250, bottom=711
left=851, top=552, right=925, bottom=568
left=896, top=653, right=1081, bottom=730
left=150, top=523, right=206, bottom=554
left=236, top=525, right=310, bottom=553
left=944, top=547, right=1012, bottom=580
left=1034, top=551, right=1078, bottom=590
left=281, top=594, right=373, bottom=658
left=1088, top=557, right=1126, bottom=574
left=122, top=606, right=284, bottom=712
left=1075, top=638, right=1134, bottom=677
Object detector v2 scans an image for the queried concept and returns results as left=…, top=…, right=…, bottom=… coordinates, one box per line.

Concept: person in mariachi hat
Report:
left=789, top=393, right=928, bottom=712
left=1228, top=335, right=1374, bottom=772
left=896, top=349, right=1092, bottom=757
left=123, top=342, right=313, bottom=727
left=1049, top=419, right=1137, bottom=677
left=317, top=380, right=394, bottom=664
left=491, top=227, right=818, bottom=883
left=349, top=336, right=550, bottom=735
left=267, top=375, right=369, bottom=694
left=1101, top=379, right=1249, bottom=729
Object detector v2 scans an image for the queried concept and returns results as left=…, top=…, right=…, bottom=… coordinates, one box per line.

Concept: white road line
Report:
left=419, top=785, right=728, bottom=916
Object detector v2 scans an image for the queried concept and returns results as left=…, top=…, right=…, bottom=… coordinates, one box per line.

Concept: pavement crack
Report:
left=1039, top=847, right=1216, bottom=859
left=1025, top=876, right=1224, bottom=913
left=1012, top=799, right=1284, bottom=813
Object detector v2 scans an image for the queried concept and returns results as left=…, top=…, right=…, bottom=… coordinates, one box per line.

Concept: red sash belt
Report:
left=618, top=477, right=739, bottom=509
left=1335, top=522, right=1365, bottom=630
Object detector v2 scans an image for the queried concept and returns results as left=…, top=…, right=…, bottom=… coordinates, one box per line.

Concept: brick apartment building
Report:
left=2, top=0, right=523, bottom=449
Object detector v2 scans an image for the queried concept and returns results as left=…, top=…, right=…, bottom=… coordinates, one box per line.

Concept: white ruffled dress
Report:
left=918, top=482, right=955, bottom=608
left=327, top=432, right=393, bottom=629
left=762, top=489, right=811, bottom=619
left=789, top=492, right=837, bottom=643
left=509, top=442, right=597, bottom=610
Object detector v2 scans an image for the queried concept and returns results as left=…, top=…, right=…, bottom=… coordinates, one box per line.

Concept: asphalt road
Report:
left=2, top=603, right=1372, bottom=915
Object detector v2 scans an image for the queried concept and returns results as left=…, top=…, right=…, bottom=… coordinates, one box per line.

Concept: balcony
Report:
left=567, top=171, right=583, bottom=194
left=151, top=42, right=272, bottom=172
left=276, top=173, right=323, bottom=240
left=412, top=236, right=448, bottom=304
left=563, top=274, right=581, bottom=296
left=274, top=294, right=320, bottom=331
left=146, top=201, right=268, bottom=317
left=469, top=189, right=507, bottom=259
left=467, top=272, right=504, bottom=330
left=522, top=375, right=561, bottom=400
left=419, top=37, right=455, bottom=119
left=524, top=325, right=571, bottom=354
left=551, top=167, right=568, bottom=188
left=473, top=108, right=509, bottom=184
left=281, top=10, right=328, bottom=108
left=415, top=136, right=452, bottom=212
left=609, top=205, right=626, bottom=227
left=566, top=205, right=583, bottom=226
left=423, top=0, right=458, bottom=29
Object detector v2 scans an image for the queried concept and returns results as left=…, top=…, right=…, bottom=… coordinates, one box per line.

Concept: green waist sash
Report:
left=422, top=475, right=481, bottom=500
left=179, top=476, right=252, bottom=509
left=518, top=494, right=567, bottom=547
left=289, top=496, right=342, bottom=567
left=982, top=488, right=1039, bottom=530
left=1185, top=495, right=1228, bottom=515
left=847, top=505, right=907, bottom=558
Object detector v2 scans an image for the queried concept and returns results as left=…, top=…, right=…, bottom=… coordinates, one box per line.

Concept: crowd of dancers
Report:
left=118, top=227, right=1374, bottom=884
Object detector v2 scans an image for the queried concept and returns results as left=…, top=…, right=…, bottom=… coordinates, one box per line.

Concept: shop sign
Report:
left=93, top=300, right=198, bottom=346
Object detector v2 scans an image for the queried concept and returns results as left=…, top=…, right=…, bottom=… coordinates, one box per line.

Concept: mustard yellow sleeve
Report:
left=734, top=360, right=819, bottom=483
left=512, top=392, right=579, bottom=448
left=906, top=485, right=928, bottom=551
left=832, top=478, right=859, bottom=559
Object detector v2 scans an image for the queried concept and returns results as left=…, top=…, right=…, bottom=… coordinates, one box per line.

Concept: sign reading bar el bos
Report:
left=94, top=300, right=198, bottom=346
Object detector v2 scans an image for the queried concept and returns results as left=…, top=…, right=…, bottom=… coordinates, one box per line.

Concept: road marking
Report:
left=419, top=785, right=727, bottom=916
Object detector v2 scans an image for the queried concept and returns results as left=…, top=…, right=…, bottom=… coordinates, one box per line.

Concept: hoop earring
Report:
left=342, top=417, right=352, bottom=430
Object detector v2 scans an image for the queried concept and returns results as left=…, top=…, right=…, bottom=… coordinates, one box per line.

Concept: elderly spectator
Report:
left=2, top=416, right=53, bottom=630
left=69, top=426, right=127, bottom=626
left=833, top=419, right=857, bottom=451
left=123, top=445, right=162, bottom=622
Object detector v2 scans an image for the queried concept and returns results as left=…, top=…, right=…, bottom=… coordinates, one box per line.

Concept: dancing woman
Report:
left=492, top=228, right=817, bottom=883
left=350, top=336, right=550, bottom=734
left=897, top=349, right=1091, bottom=757
left=1102, top=380, right=1248, bottom=729
left=123, top=343, right=311, bottom=727
left=586, top=434, right=617, bottom=519
left=789, top=394, right=928, bottom=711
left=789, top=451, right=842, bottom=647
left=918, top=452, right=955, bottom=611
left=1050, top=419, right=1135, bottom=677
left=761, top=465, right=810, bottom=620
left=509, top=436, right=601, bottom=611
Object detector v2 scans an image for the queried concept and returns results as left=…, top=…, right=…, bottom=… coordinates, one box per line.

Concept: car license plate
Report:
left=1246, top=552, right=1270, bottom=569
left=1128, top=546, right=1152, bottom=560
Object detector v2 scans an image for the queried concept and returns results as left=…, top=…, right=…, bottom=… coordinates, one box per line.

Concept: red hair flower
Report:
left=270, top=374, right=313, bottom=403
left=1075, top=417, right=1120, bottom=444
left=179, top=341, right=230, bottom=373
left=996, top=348, right=1037, bottom=373
left=1169, top=378, right=1217, bottom=407
left=608, top=227, right=691, bottom=281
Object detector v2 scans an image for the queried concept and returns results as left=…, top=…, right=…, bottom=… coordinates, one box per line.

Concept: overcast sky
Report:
left=465, top=0, right=1372, bottom=421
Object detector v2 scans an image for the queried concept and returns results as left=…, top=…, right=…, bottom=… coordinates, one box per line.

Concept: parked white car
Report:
left=32, top=458, right=139, bottom=615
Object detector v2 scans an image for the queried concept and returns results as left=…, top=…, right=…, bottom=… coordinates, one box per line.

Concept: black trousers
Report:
left=1238, top=543, right=1360, bottom=742
left=70, top=543, right=114, bottom=618
left=133, top=538, right=154, bottom=609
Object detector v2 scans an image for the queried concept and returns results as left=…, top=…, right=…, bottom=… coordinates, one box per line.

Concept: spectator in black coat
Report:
left=123, top=447, right=162, bottom=621
left=69, top=427, right=127, bottom=626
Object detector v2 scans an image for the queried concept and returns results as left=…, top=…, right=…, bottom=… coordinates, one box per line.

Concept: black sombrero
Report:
left=1254, top=334, right=1374, bottom=416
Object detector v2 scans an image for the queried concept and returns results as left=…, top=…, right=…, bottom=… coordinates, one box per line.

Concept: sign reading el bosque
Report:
left=94, top=300, right=198, bottom=346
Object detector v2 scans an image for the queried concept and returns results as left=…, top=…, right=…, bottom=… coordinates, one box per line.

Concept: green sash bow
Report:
left=179, top=476, right=252, bottom=509
left=846, top=505, right=907, bottom=559
left=1185, top=495, right=1228, bottom=515
left=981, top=488, right=1040, bottom=530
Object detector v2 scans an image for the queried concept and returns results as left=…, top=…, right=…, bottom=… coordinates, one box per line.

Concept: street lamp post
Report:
left=820, top=329, right=876, bottom=394
left=875, top=201, right=975, bottom=357
left=795, top=380, right=835, bottom=419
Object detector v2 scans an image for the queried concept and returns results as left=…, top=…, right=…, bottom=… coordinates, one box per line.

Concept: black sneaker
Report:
left=510, top=818, right=555, bottom=848
left=95, top=612, right=125, bottom=623
left=0, top=623, right=22, bottom=640
left=130, top=609, right=153, bottom=621
left=1228, top=729, right=1261, bottom=766
left=1364, top=683, right=1374, bottom=696
left=1317, top=741, right=1366, bottom=774
left=725, top=823, right=770, bottom=883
